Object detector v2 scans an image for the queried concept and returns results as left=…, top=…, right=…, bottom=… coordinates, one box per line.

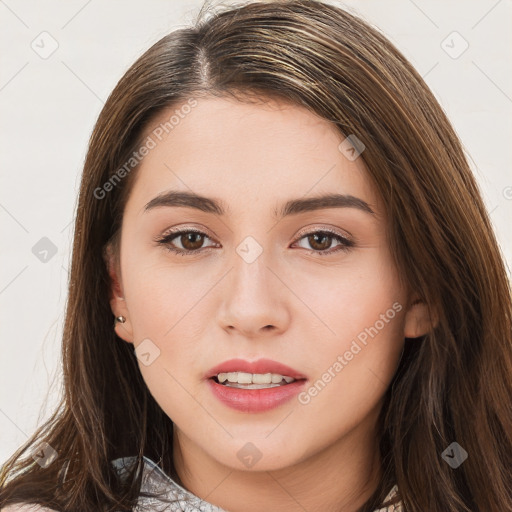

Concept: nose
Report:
left=216, top=248, right=291, bottom=339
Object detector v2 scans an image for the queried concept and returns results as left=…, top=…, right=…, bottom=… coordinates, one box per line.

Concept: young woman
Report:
left=1, top=1, right=511, bottom=511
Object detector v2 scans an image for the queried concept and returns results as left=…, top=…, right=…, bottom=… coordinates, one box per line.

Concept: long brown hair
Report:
left=1, top=1, right=511, bottom=510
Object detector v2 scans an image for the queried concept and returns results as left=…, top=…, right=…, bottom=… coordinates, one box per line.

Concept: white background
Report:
left=1, top=0, right=511, bottom=464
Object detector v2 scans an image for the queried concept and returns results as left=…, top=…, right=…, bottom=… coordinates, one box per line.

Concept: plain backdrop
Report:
left=1, top=0, right=511, bottom=465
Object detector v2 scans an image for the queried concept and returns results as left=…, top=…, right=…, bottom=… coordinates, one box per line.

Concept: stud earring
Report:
left=115, top=315, right=126, bottom=324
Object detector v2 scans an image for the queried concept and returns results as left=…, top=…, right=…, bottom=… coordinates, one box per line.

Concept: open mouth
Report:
left=210, top=375, right=306, bottom=390
left=206, top=370, right=308, bottom=412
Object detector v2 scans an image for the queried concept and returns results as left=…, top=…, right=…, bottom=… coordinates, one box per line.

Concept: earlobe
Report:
left=403, top=297, right=438, bottom=338
left=113, top=313, right=134, bottom=344
left=104, top=242, right=134, bottom=344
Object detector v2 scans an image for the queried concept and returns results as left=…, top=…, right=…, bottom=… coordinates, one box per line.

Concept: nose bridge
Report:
left=217, top=233, right=289, bottom=334
left=230, top=235, right=274, bottom=302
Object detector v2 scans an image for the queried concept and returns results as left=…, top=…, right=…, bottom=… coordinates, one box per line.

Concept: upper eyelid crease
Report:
left=143, top=191, right=376, bottom=218
left=156, top=224, right=353, bottom=243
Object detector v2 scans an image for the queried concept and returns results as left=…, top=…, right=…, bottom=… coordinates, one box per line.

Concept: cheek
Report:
left=294, top=301, right=405, bottom=448
left=291, top=250, right=404, bottom=339
left=129, top=271, right=207, bottom=421
left=293, top=251, right=405, bottom=390
left=121, top=259, right=208, bottom=404
left=122, top=248, right=210, bottom=337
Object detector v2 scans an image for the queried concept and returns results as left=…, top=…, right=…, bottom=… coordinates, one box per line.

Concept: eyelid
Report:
left=157, top=224, right=353, bottom=243
left=158, top=224, right=216, bottom=240
left=293, top=224, right=353, bottom=243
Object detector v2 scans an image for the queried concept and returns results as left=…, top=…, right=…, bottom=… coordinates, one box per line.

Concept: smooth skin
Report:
left=107, top=96, right=434, bottom=512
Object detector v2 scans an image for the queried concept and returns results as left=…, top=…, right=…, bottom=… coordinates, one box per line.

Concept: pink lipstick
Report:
left=205, top=358, right=308, bottom=413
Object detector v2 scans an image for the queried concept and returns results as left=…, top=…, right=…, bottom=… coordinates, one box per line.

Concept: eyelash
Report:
left=154, top=227, right=354, bottom=257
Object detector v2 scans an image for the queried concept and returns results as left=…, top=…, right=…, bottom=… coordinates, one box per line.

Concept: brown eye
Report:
left=293, top=230, right=354, bottom=256
left=156, top=229, right=217, bottom=255
left=179, top=232, right=206, bottom=251
left=307, top=233, right=332, bottom=251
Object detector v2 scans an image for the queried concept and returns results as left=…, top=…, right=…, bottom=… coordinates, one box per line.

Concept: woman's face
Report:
left=109, top=96, right=422, bottom=473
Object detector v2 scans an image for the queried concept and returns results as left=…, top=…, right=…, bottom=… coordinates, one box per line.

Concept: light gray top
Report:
left=116, top=456, right=404, bottom=512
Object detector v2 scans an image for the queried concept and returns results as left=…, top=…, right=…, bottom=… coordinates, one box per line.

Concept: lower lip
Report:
left=206, top=378, right=307, bottom=413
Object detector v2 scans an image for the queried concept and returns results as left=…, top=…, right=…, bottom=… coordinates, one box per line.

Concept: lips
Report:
left=205, top=358, right=307, bottom=381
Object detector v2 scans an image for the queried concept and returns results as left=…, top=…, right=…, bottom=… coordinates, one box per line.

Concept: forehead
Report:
left=125, top=96, right=381, bottom=218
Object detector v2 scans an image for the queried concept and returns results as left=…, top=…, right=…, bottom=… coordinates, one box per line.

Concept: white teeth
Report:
left=216, top=372, right=297, bottom=385
left=253, top=373, right=272, bottom=384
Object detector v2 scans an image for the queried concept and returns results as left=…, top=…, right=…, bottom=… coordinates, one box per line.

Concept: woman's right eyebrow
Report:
left=143, top=190, right=375, bottom=218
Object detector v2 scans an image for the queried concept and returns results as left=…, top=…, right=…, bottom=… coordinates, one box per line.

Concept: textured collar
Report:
left=112, top=456, right=403, bottom=511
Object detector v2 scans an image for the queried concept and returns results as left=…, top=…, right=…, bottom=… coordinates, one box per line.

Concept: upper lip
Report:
left=205, top=358, right=307, bottom=380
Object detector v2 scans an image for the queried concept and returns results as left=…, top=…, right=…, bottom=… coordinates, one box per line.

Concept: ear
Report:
left=403, top=296, right=438, bottom=339
left=103, top=242, right=134, bottom=344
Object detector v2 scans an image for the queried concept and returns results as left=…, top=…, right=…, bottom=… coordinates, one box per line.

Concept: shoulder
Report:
left=2, top=504, right=58, bottom=511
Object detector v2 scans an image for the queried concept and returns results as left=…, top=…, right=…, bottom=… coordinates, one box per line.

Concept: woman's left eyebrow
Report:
left=143, top=190, right=375, bottom=218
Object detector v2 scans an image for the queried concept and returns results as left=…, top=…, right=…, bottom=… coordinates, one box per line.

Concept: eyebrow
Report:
left=143, top=190, right=375, bottom=218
